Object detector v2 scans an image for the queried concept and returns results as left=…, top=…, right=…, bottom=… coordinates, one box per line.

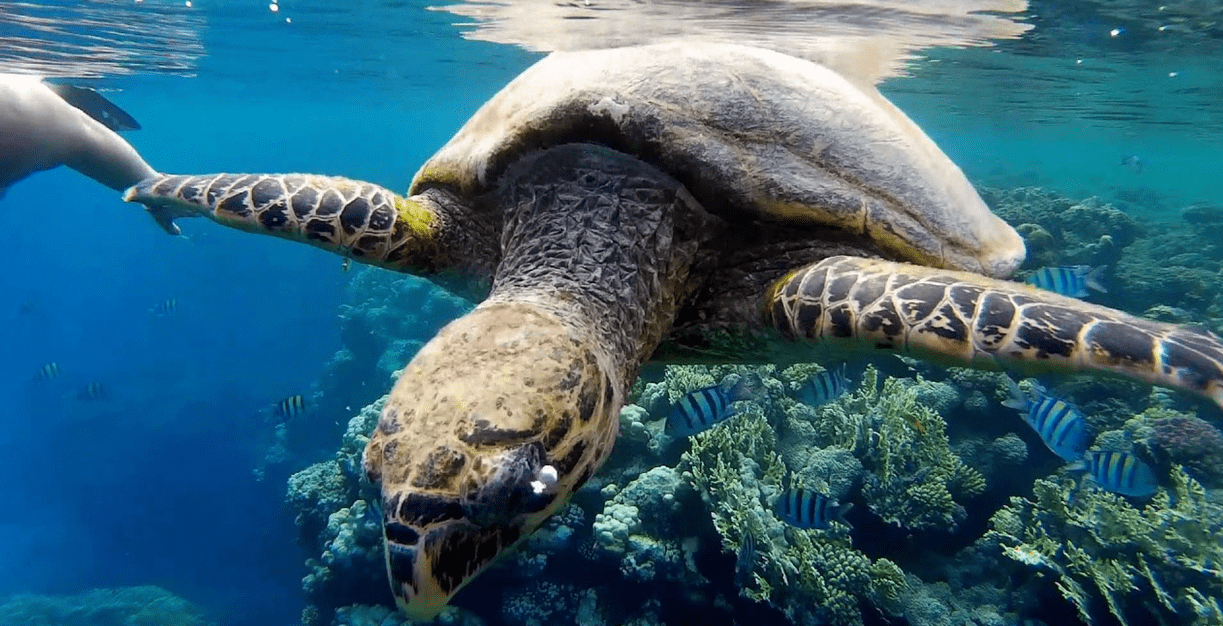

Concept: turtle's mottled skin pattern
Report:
left=769, top=256, right=1223, bottom=405
left=363, top=144, right=706, bottom=618
left=365, top=303, right=613, bottom=617
left=125, top=173, right=499, bottom=295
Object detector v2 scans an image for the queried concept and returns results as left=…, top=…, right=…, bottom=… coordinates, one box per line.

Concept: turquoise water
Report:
left=2, top=1, right=1223, bottom=625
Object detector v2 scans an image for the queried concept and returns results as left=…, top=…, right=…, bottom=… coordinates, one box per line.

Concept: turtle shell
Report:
left=411, top=42, right=1024, bottom=278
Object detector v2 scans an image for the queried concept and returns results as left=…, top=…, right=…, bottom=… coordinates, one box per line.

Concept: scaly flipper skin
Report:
left=364, top=144, right=707, bottom=620
left=768, top=256, right=1223, bottom=408
left=124, top=173, right=498, bottom=296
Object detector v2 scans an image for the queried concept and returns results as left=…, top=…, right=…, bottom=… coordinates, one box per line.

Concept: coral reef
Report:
left=0, top=586, right=214, bottom=626
left=682, top=398, right=906, bottom=626
left=983, top=187, right=1138, bottom=272
left=304, top=500, right=385, bottom=598
left=1148, top=413, right=1223, bottom=488
left=897, top=573, right=1023, bottom=626
left=594, top=466, right=701, bottom=583
left=983, top=185, right=1223, bottom=332
left=988, top=468, right=1223, bottom=626
left=500, top=582, right=606, bottom=626
left=287, top=398, right=386, bottom=623
left=337, top=272, right=472, bottom=384
left=808, top=367, right=986, bottom=531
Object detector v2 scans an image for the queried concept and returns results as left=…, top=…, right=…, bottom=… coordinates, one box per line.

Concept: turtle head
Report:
left=371, top=444, right=565, bottom=621
left=363, top=301, right=620, bottom=619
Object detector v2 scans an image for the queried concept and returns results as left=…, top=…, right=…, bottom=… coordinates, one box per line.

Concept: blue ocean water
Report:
left=1, top=1, right=1222, bottom=625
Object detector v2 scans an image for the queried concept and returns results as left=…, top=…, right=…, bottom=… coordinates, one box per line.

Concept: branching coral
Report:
left=815, top=367, right=985, bottom=530
left=681, top=405, right=905, bottom=626
left=988, top=467, right=1223, bottom=626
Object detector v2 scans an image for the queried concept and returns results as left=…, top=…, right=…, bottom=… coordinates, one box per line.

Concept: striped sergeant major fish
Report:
left=76, top=381, right=106, bottom=401
left=34, top=362, right=61, bottom=380
left=774, top=488, right=853, bottom=530
left=1024, top=265, right=1106, bottom=298
left=275, top=394, right=307, bottom=421
left=1003, top=379, right=1088, bottom=462
left=664, top=372, right=763, bottom=437
left=150, top=298, right=177, bottom=316
left=1069, top=450, right=1159, bottom=498
left=796, top=363, right=851, bottom=407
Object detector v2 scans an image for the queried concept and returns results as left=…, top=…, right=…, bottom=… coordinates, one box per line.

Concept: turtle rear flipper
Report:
left=767, top=255, right=1223, bottom=409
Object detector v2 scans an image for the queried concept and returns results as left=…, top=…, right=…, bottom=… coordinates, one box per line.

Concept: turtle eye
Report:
left=460, top=442, right=554, bottom=526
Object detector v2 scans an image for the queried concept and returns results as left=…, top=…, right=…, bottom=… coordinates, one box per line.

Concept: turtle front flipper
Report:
left=123, top=174, right=497, bottom=294
left=768, top=255, right=1223, bottom=408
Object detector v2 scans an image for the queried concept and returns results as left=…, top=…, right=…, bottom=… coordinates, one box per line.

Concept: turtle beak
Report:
left=380, top=451, right=563, bottom=622
left=385, top=518, right=523, bottom=621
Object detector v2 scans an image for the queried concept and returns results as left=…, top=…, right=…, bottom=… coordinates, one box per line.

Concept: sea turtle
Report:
left=123, top=42, right=1223, bottom=619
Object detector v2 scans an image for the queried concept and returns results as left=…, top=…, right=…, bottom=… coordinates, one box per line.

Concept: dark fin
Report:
left=45, top=83, right=141, bottom=132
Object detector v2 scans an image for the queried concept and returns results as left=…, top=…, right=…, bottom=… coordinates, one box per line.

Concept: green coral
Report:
left=988, top=467, right=1223, bottom=626
left=661, top=364, right=781, bottom=405
left=662, top=365, right=720, bottom=404
left=821, top=367, right=985, bottom=530
left=797, top=366, right=880, bottom=453
left=681, top=406, right=905, bottom=626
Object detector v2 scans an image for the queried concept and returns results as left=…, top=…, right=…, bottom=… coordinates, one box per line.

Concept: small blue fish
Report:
left=774, top=488, right=853, bottom=530
left=275, top=394, right=307, bottom=421
left=1003, top=380, right=1089, bottom=462
left=150, top=298, right=177, bottom=316
left=665, top=372, right=763, bottom=437
left=1120, top=154, right=1143, bottom=174
left=1070, top=450, right=1159, bottom=497
left=1025, top=265, right=1106, bottom=298
left=734, top=532, right=757, bottom=587
left=796, top=364, right=851, bottom=407
left=34, top=362, right=62, bottom=380
left=77, top=381, right=106, bottom=401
